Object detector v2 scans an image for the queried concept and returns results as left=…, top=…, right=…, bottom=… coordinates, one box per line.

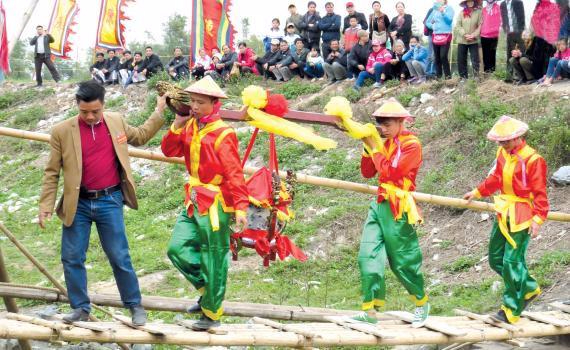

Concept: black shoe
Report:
left=191, top=313, right=220, bottom=331
left=130, top=305, right=147, bottom=326
left=62, top=309, right=89, bottom=324
left=490, top=309, right=510, bottom=324
left=187, top=296, right=202, bottom=313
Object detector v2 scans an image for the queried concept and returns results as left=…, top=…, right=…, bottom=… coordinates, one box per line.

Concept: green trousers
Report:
left=488, top=220, right=540, bottom=323
left=358, top=200, right=427, bottom=310
left=167, top=205, right=231, bottom=320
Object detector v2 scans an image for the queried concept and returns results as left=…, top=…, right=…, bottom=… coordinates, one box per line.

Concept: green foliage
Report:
left=8, top=40, right=30, bottom=80
left=445, top=255, right=480, bottom=273
left=529, top=250, right=570, bottom=287
left=397, top=88, right=422, bottom=107
left=274, top=79, right=322, bottom=100
left=146, top=71, right=171, bottom=90
left=0, top=88, right=55, bottom=110
left=526, top=107, right=570, bottom=169
left=245, top=35, right=265, bottom=57
left=10, top=106, right=47, bottom=129
left=127, top=91, right=173, bottom=126
left=161, top=14, right=190, bottom=55
left=320, top=149, right=361, bottom=182
left=343, top=88, right=361, bottom=103
left=105, top=95, right=127, bottom=110
left=384, top=79, right=401, bottom=89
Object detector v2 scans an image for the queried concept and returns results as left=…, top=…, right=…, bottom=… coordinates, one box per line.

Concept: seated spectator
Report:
left=268, top=40, right=294, bottom=81
left=127, top=51, right=147, bottom=86
left=284, top=23, right=301, bottom=49
left=165, top=47, right=189, bottom=81
left=304, top=47, right=325, bottom=80
left=402, top=36, right=429, bottom=84
left=264, top=18, right=283, bottom=52
left=509, top=31, right=555, bottom=85
left=347, top=29, right=371, bottom=81
left=90, top=52, right=107, bottom=84
left=140, top=46, right=163, bottom=78
left=323, top=39, right=348, bottom=84
left=218, top=44, right=237, bottom=80
left=118, top=50, right=133, bottom=86
left=289, top=38, right=309, bottom=78
left=234, top=42, right=259, bottom=75
left=104, top=49, right=120, bottom=84
left=344, top=15, right=360, bottom=53
left=540, top=38, right=570, bottom=86
left=385, top=39, right=408, bottom=81
left=354, top=39, right=392, bottom=90
left=255, top=38, right=281, bottom=79
left=192, top=48, right=211, bottom=80
left=205, top=53, right=223, bottom=80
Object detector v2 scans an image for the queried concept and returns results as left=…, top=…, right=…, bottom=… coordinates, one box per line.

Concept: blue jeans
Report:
left=554, top=59, right=570, bottom=78
left=304, top=63, right=324, bottom=78
left=546, top=57, right=559, bottom=78
left=355, top=63, right=384, bottom=88
left=426, top=36, right=436, bottom=77
left=61, top=190, right=141, bottom=312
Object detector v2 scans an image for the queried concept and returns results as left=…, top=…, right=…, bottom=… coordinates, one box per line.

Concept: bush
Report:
left=526, top=107, right=570, bottom=169
left=397, top=88, right=422, bottom=107
left=0, top=88, right=55, bottom=110
left=146, top=71, right=171, bottom=90
left=275, top=79, right=321, bottom=100
left=11, top=106, right=47, bottom=128
left=445, top=255, right=480, bottom=273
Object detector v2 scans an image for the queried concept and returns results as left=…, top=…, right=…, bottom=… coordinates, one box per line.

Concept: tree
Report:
left=162, top=14, right=189, bottom=56
left=242, top=17, right=250, bottom=41
left=247, top=35, right=264, bottom=56
left=8, top=40, right=31, bottom=80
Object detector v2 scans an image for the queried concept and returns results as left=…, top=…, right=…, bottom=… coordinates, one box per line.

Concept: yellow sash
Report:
left=188, top=176, right=223, bottom=231
left=380, top=183, right=422, bottom=225
left=493, top=194, right=532, bottom=249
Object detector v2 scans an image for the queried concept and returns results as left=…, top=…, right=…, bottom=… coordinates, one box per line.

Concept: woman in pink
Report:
left=480, top=0, right=501, bottom=73
left=540, top=38, right=570, bottom=86
left=234, top=42, right=259, bottom=75
left=353, top=39, right=392, bottom=90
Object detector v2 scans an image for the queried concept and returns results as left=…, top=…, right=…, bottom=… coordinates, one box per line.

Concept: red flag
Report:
left=47, top=0, right=79, bottom=59
left=0, top=0, right=9, bottom=73
left=190, top=0, right=237, bottom=62
left=95, top=0, right=133, bottom=51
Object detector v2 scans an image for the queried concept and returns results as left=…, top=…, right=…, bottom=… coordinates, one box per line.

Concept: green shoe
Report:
left=351, top=311, right=378, bottom=324
left=412, top=302, right=430, bottom=328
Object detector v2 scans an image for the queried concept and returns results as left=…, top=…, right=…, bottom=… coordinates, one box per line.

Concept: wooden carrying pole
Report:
left=1, top=126, right=569, bottom=222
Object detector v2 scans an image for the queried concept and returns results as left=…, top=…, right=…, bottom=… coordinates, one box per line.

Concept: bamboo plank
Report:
left=322, top=315, right=395, bottom=339
left=5, top=313, right=70, bottom=332
left=522, top=311, right=570, bottom=327
left=454, top=309, right=522, bottom=332
left=550, top=302, right=570, bottom=314
left=385, top=311, right=467, bottom=337
left=252, top=317, right=319, bottom=338
left=112, top=314, right=165, bottom=336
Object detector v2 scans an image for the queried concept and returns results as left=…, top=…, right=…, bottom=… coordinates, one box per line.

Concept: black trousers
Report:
left=191, top=66, right=206, bottom=79
left=321, top=42, right=332, bottom=61
left=433, top=42, right=451, bottom=79
left=481, top=37, right=498, bottom=73
left=506, top=32, right=525, bottom=80
left=34, top=54, right=60, bottom=85
left=457, top=43, right=480, bottom=79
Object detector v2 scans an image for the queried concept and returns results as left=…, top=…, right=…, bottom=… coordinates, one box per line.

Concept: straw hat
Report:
left=184, top=75, right=227, bottom=99
left=372, top=98, right=412, bottom=118
left=487, top=115, right=528, bottom=142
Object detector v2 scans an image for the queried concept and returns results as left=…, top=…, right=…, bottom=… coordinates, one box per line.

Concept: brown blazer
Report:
left=39, top=111, right=165, bottom=227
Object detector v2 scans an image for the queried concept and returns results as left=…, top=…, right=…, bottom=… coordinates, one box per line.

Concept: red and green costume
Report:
left=473, top=141, right=548, bottom=323
left=161, top=111, right=248, bottom=321
left=359, top=130, right=427, bottom=311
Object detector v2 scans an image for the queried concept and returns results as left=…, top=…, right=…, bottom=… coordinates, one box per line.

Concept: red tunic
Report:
left=361, top=130, right=422, bottom=223
left=474, top=141, right=549, bottom=238
left=161, top=116, right=249, bottom=226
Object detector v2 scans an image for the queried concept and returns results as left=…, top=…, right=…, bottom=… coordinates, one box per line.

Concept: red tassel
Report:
left=263, top=93, right=289, bottom=117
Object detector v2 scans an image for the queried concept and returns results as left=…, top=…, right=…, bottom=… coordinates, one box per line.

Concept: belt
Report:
left=79, top=184, right=121, bottom=200
left=493, top=194, right=532, bottom=249
left=380, top=183, right=422, bottom=225
left=186, top=177, right=223, bottom=231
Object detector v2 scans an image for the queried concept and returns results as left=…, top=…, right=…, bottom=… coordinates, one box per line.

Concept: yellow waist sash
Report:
left=188, top=176, right=223, bottom=231
left=380, top=183, right=422, bottom=225
left=493, top=194, right=532, bottom=249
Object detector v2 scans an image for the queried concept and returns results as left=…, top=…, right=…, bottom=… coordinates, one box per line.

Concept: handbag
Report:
left=372, top=30, right=387, bottom=44
left=432, top=33, right=451, bottom=46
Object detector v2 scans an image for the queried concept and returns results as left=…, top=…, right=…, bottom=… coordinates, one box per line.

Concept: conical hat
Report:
left=372, top=98, right=412, bottom=118
left=487, top=116, right=528, bottom=142
left=184, top=75, right=227, bottom=99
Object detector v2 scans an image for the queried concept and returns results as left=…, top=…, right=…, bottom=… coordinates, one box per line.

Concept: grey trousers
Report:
left=323, top=62, right=347, bottom=81
left=405, top=60, right=426, bottom=78
left=271, top=66, right=292, bottom=81
left=509, top=57, right=534, bottom=81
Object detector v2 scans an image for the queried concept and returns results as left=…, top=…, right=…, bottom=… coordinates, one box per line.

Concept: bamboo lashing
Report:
left=0, top=126, right=569, bottom=222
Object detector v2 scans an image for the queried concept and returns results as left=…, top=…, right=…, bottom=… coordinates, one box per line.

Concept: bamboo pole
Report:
left=454, top=309, right=522, bottom=332
left=5, top=312, right=71, bottom=332
left=252, top=317, right=319, bottom=338
left=0, top=126, right=569, bottom=222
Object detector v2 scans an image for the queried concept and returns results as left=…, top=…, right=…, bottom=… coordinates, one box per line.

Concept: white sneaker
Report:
left=411, top=302, right=430, bottom=328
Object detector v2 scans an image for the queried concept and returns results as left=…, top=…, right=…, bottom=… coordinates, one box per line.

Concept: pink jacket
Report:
left=366, top=48, right=392, bottom=69
left=555, top=48, right=570, bottom=61
left=481, top=3, right=502, bottom=39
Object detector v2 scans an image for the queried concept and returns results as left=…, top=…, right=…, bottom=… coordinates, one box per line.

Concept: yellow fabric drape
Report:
left=493, top=194, right=533, bottom=249
left=380, top=183, right=422, bottom=225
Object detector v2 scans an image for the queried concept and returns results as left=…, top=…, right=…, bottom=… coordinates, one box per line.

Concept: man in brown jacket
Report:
left=38, top=80, right=166, bottom=325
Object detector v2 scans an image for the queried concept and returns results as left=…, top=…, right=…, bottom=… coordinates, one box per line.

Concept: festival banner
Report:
left=95, top=0, right=132, bottom=51
left=0, top=0, right=8, bottom=73
left=47, top=0, right=79, bottom=59
left=191, top=0, right=236, bottom=62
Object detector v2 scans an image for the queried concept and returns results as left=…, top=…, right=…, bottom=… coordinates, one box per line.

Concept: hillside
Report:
left=0, top=76, right=569, bottom=349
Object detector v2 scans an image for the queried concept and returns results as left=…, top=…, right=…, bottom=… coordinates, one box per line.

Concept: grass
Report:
left=445, top=255, right=481, bottom=273
left=10, top=106, right=47, bottom=129
left=0, top=87, right=55, bottom=110
left=274, top=79, right=322, bottom=100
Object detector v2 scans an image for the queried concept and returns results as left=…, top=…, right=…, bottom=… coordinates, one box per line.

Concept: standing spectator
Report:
left=455, top=0, right=483, bottom=80
left=30, top=25, right=60, bottom=87
left=403, top=36, right=429, bottom=84
left=286, top=4, right=304, bottom=36
left=348, top=29, right=371, bottom=81
left=254, top=38, right=281, bottom=79
left=298, top=1, right=321, bottom=51
left=234, top=42, right=259, bottom=75
left=385, top=39, right=408, bottom=81
left=344, top=15, right=360, bottom=53
left=290, top=38, right=310, bottom=78
left=103, top=49, right=120, bottom=84
left=389, top=2, right=413, bottom=49
left=192, top=48, right=211, bottom=80
left=539, top=38, right=570, bottom=86
left=264, top=18, right=283, bottom=53
left=423, top=6, right=436, bottom=77
left=165, top=47, right=189, bottom=81
left=481, top=0, right=502, bottom=73
left=284, top=23, right=301, bottom=48
left=269, top=40, right=294, bottom=82
left=354, top=40, right=392, bottom=90
left=319, top=2, right=341, bottom=59
left=218, top=45, right=237, bottom=80
left=304, top=47, right=325, bottom=80
left=501, top=0, right=526, bottom=82
left=343, top=2, right=368, bottom=33
left=90, top=53, right=107, bottom=84
left=529, top=0, right=561, bottom=80
left=427, top=0, right=455, bottom=80
left=369, top=1, right=391, bottom=48
left=323, top=39, right=348, bottom=83
left=118, top=50, right=134, bottom=86
left=140, top=46, right=163, bottom=78
left=560, top=2, right=570, bottom=40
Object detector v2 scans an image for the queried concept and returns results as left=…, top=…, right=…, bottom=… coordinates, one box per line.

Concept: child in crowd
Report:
left=344, top=15, right=360, bottom=53
left=192, top=48, right=211, bottom=80
left=354, top=39, right=392, bottom=90
left=539, top=38, right=570, bottom=87
left=304, top=47, right=325, bottom=81
left=264, top=18, right=283, bottom=52
left=283, top=23, right=301, bottom=49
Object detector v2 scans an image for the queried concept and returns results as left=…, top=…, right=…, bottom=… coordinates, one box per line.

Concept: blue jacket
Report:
left=426, top=5, right=454, bottom=34
left=318, top=13, right=341, bottom=43
left=402, top=45, right=429, bottom=66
